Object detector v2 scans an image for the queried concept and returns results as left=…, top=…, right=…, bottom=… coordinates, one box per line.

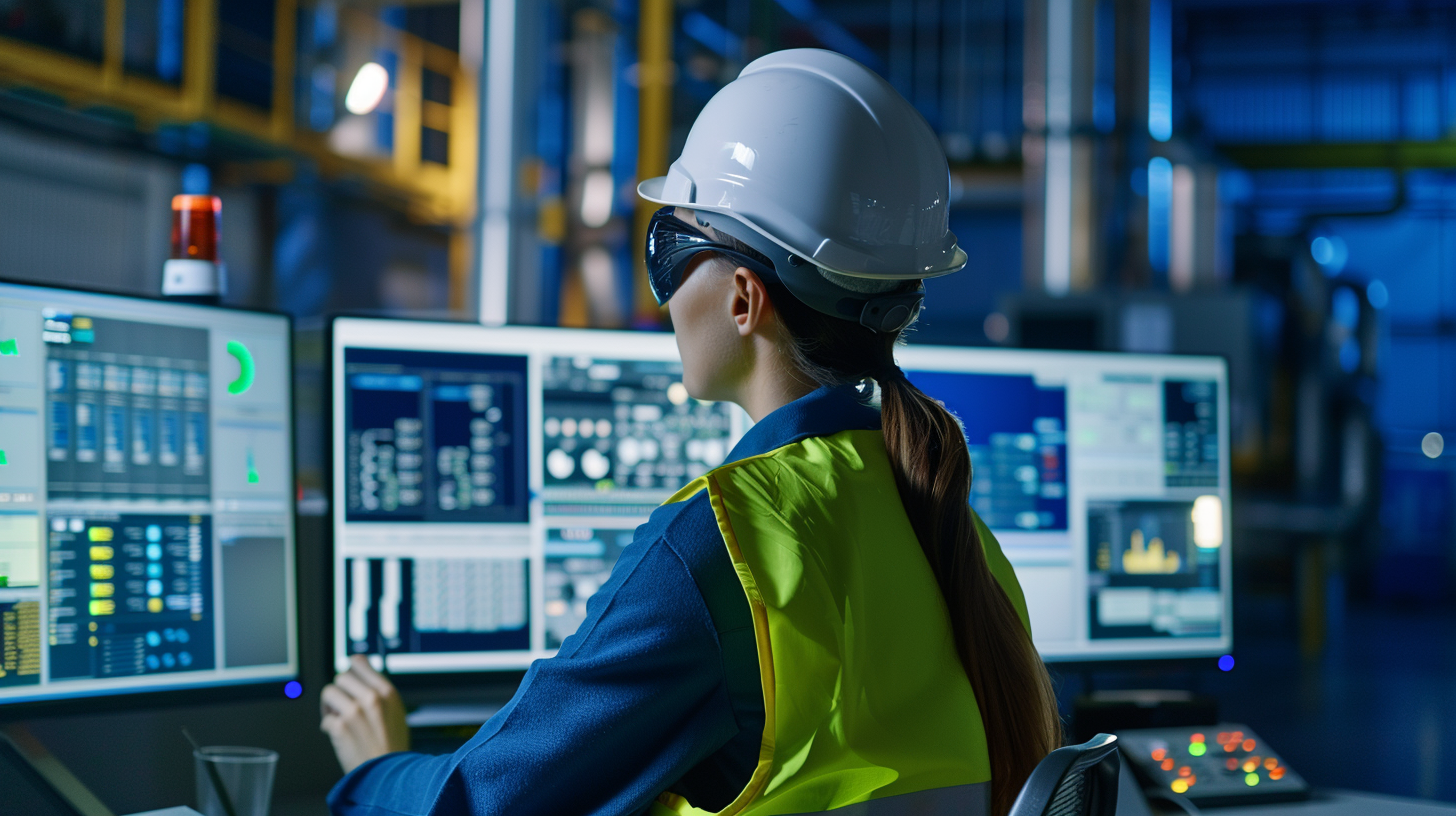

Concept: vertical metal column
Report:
left=479, top=0, right=519, bottom=325
left=1026, top=0, right=1114, bottom=295
left=632, top=0, right=674, bottom=324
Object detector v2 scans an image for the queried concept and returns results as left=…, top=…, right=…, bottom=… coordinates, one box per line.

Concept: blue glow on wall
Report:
left=1148, top=157, right=1173, bottom=275
left=1148, top=0, right=1172, bottom=141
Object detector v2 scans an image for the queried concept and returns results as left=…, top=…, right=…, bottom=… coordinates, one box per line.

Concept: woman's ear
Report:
left=731, top=266, right=773, bottom=337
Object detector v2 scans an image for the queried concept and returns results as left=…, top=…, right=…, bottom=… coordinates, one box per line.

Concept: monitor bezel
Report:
left=0, top=276, right=302, bottom=720
left=327, top=315, right=693, bottom=682
left=895, top=342, right=1235, bottom=667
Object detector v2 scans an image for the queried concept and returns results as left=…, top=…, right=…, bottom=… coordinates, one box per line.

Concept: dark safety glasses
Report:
left=645, top=206, right=776, bottom=306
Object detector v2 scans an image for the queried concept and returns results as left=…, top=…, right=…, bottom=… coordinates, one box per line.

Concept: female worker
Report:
left=321, top=49, right=1060, bottom=816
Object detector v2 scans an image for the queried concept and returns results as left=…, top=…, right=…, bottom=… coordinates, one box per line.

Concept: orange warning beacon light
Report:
left=162, top=194, right=225, bottom=299
left=171, top=195, right=221, bottom=262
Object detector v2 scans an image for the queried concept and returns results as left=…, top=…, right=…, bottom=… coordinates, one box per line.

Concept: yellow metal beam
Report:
left=422, top=99, right=452, bottom=133
left=102, top=0, right=125, bottom=92
left=635, top=0, right=674, bottom=323
left=449, top=224, right=472, bottom=313
left=448, top=62, right=479, bottom=221
left=183, top=0, right=218, bottom=118
left=272, top=0, right=298, bottom=141
left=1221, top=141, right=1456, bottom=169
left=393, top=34, right=424, bottom=177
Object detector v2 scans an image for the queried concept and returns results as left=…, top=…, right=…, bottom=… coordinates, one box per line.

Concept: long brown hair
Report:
left=707, top=244, right=1062, bottom=816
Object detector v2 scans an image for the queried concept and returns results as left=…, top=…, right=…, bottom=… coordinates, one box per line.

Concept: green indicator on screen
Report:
left=226, top=340, right=255, bottom=395
left=246, top=449, right=260, bottom=484
left=0, top=338, right=17, bottom=356
left=0, top=450, right=7, bottom=465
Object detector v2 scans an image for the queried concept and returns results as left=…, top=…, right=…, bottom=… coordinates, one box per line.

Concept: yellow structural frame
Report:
left=0, top=0, right=476, bottom=229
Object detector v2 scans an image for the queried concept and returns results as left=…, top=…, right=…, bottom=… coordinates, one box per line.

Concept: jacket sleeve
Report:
left=327, top=506, right=745, bottom=816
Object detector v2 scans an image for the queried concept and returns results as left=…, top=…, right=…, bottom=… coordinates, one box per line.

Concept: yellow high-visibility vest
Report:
left=651, top=429, right=1031, bottom=816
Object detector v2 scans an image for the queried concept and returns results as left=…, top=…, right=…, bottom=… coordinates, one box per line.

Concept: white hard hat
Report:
left=638, top=49, right=966, bottom=289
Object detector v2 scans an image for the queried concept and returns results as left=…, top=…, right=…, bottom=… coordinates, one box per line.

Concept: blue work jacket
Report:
left=328, top=385, right=883, bottom=816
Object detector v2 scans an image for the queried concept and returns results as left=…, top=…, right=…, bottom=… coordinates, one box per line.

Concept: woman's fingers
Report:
left=320, top=682, right=359, bottom=719
left=349, top=654, right=397, bottom=696
left=333, top=672, right=386, bottom=730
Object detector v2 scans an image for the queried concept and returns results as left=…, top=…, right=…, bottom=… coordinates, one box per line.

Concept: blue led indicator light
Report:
left=1218, top=654, right=1235, bottom=672
left=284, top=680, right=303, bottom=699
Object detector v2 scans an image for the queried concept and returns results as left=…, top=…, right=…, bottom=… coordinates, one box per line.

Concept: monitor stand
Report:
left=0, top=724, right=113, bottom=816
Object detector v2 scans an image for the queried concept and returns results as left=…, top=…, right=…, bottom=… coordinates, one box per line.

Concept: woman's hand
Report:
left=320, top=655, right=411, bottom=773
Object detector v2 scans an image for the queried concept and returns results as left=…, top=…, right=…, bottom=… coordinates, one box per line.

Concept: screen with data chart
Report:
left=0, top=280, right=296, bottom=706
left=897, top=345, right=1231, bottom=661
left=331, top=319, right=747, bottom=673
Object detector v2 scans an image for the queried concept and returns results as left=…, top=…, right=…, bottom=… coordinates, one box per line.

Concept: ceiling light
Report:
left=345, top=62, right=389, bottom=115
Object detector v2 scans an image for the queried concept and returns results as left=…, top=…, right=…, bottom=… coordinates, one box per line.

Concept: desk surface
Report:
left=1128, top=788, right=1456, bottom=815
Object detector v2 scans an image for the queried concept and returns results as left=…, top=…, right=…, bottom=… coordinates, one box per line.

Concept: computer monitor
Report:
left=896, top=344, right=1231, bottom=662
left=0, top=280, right=297, bottom=710
left=330, top=318, right=746, bottom=673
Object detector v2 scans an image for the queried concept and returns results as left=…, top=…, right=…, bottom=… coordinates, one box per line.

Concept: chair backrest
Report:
left=1008, top=733, right=1120, bottom=816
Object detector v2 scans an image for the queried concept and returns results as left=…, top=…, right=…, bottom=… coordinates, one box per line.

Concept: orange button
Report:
left=1190, top=733, right=1205, bottom=744
left=1152, top=748, right=1167, bottom=761
left=1264, top=757, right=1278, bottom=770
left=1162, top=758, right=1175, bottom=771
left=1226, top=758, right=1240, bottom=771
left=1217, top=732, right=1231, bottom=744
left=1242, top=739, right=1256, bottom=752
left=1270, top=768, right=1286, bottom=780
left=1179, top=766, right=1192, bottom=778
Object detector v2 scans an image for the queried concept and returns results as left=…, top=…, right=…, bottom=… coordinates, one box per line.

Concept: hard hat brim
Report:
left=637, top=176, right=672, bottom=206
left=637, top=175, right=967, bottom=280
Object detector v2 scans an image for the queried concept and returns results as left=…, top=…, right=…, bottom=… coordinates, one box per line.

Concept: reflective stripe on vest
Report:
left=774, top=782, right=991, bottom=816
left=651, top=430, right=1031, bottom=816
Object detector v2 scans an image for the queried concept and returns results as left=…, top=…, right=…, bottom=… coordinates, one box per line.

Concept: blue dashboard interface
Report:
left=0, top=282, right=297, bottom=705
left=899, top=347, right=1230, bottom=661
left=904, top=370, right=1068, bottom=532
left=343, top=348, right=529, bottom=524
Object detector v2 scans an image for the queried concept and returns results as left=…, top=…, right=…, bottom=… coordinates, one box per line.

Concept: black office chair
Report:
left=1008, top=733, right=1121, bottom=816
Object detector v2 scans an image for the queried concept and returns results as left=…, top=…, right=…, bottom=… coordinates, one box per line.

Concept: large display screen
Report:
left=333, top=320, right=1229, bottom=669
left=898, top=345, right=1232, bottom=661
left=0, top=281, right=296, bottom=704
left=331, top=320, right=745, bottom=673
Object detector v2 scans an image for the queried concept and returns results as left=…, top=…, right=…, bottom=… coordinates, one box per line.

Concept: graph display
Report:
left=332, top=321, right=746, bottom=673
left=44, top=317, right=211, bottom=500
left=1087, top=500, right=1223, bottom=639
left=899, top=345, right=1230, bottom=662
left=0, top=281, right=297, bottom=706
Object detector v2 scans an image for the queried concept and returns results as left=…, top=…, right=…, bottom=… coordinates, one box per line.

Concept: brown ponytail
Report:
left=706, top=245, right=1062, bottom=816
left=877, top=372, right=1062, bottom=816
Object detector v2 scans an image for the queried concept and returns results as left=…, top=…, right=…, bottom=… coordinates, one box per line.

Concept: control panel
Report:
left=1117, top=723, right=1309, bottom=807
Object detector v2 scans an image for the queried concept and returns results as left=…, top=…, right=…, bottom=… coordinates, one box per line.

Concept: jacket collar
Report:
left=724, top=384, right=882, bottom=464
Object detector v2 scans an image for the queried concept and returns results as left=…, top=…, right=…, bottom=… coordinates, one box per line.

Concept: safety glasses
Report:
left=645, top=207, right=776, bottom=305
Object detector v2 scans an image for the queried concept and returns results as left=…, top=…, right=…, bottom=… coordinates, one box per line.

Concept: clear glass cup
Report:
left=194, top=746, right=278, bottom=816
